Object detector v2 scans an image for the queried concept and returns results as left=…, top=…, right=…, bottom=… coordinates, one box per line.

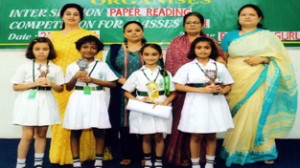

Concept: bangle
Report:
left=261, top=57, right=266, bottom=64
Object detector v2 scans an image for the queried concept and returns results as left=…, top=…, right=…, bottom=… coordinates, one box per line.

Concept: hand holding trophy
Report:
left=205, top=69, right=219, bottom=95
left=76, top=58, right=89, bottom=81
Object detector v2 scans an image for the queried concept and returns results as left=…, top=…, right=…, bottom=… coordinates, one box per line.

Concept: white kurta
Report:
left=11, top=60, right=64, bottom=126
left=173, top=59, right=234, bottom=133
left=63, top=59, right=118, bottom=130
left=122, top=65, right=175, bottom=134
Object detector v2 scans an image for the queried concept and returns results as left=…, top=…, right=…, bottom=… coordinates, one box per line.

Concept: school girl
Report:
left=173, top=37, right=234, bottom=168
left=122, top=44, right=176, bottom=168
left=63, top=35, right=118, bottom=168
left=12, top=37, right=64, bottom=168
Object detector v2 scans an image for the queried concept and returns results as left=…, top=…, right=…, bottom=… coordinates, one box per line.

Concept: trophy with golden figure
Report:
left=146, top=81, right=159, bottom=102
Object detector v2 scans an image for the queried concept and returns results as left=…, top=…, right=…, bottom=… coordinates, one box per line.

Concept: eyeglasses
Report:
left=185, top=21, right=201, bottom=25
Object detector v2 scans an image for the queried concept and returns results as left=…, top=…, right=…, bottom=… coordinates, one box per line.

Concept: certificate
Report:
left=126, top=99, right=172, bottom=119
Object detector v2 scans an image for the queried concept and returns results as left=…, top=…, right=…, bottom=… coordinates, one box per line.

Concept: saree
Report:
left=220, top=29, right=298, bottom=166
left=49, top=28, right=102, bottom=165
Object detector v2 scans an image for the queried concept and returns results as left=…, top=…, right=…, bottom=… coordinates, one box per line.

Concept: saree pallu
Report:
left=220, top=30, right=298, bottom=166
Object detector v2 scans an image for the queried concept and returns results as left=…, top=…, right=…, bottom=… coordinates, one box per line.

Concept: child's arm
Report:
left=124, top=91, right=137, bottom=100
left=84, top=77, right=117, bottom=88
left=13, top=82, right=38, bottom=91
left=161, top=91, right=176, bottom=106
left=12, top=77, right=53, bottom=91
left=65, top=71, right=87, bottom=91
left=117, top=77, right=127, bottom=85
left=45, top=78, right=64, bottom=92
left=124, top=91, right=151, bottom=102
left=175, top=83, right=217, bottom=94
left=217, top=84, right=232, bottom=95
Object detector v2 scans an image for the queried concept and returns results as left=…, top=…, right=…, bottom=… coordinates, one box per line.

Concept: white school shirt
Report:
left=65, top=59, right=118, bottom=85
left=173, top=59, right=234, bottom=86
left=122, top=65, right=175, bottom=96
left=11, top=60, right=64, bottom=86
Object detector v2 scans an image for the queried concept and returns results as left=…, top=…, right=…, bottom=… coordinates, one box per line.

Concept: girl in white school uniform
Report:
left=63, top=35, right=118, bottom=168
left=173, top=37, right=234, bottom=168
left=12, top=37, right=64, bottom=168
left=122, top=44, right=176, bottom=168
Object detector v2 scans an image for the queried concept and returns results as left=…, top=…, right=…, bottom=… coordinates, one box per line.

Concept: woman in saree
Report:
left=48, top=3, right=104, bottom=165
left=164, top=12, right=225, bottom=166
left=220, top=4, right=298, bottom=167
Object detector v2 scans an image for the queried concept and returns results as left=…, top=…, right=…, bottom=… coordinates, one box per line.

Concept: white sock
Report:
left=145, top=160, right=152, bottom=167
left=34, top=153, right=44, bottom=166
left=94, top=155, right=103, bottom=166
left=73, top=157, right=81, bottom=167
left=144, top=153, right=152, bottom=167
left=191, top=157, right=201, bottom=168
left=16, top=158, right=26, bottom=168
left=205, top=155, right=215, bottom=168
left=154, top=156, right=163, bottom=167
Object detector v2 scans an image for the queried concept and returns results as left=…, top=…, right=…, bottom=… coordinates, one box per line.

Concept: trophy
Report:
left=77, top=58, right=88, bottom=71
left=146, top=82, right=159, bottom=102
left=205, top=69, right=217, bottom=85
left=38, top=64, right=49, bottom=77
left=205, top=69, right=220, bottom=95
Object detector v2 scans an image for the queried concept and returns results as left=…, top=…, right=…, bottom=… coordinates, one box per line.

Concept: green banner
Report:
left=1, top=0, right=299, bottom=48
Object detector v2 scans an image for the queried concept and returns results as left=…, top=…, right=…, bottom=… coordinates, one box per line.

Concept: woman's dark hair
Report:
left=123, top=20, right=147, bottom=44
left=237, top=4, right=264, bottom=30
left=187, top=37, right=219, bottom=60
left=183, top=12, right=205, bottom=36
left=60, top=3, right=84, bottom=30
left=75, top=35, right=104, bottom=53
left=140, top=44, right=167, bottom=78
left=26, top=37, right=56, bottom=60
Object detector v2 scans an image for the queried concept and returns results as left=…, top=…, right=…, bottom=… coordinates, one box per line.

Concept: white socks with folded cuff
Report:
left=16, top=158, right=26, bottom=168
left=191, top=157, right=201, bottom=168
left=205, top=155, right=215, bottom=168
left=34, top=153, right=44, bottom=166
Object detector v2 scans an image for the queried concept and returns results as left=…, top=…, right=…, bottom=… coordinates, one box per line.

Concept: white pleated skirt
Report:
left=63, top=90, right=111, bottom=130
left=129, top=95, right=172, bottom=134
left=12, top=90, right=60, bottom=126
left=178, top=92, right=234, bottom=133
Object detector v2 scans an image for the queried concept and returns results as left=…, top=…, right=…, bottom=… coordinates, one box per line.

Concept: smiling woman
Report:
left=105, top=20, right=146, bottom=166
left=220, top=4, right=298, bottom=167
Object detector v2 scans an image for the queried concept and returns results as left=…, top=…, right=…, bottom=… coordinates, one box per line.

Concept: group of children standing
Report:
left=12, top=34, right=234, bottom=168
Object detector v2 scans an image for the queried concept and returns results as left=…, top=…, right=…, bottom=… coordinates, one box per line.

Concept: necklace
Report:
left=125, top=42, right=143, bottom=55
